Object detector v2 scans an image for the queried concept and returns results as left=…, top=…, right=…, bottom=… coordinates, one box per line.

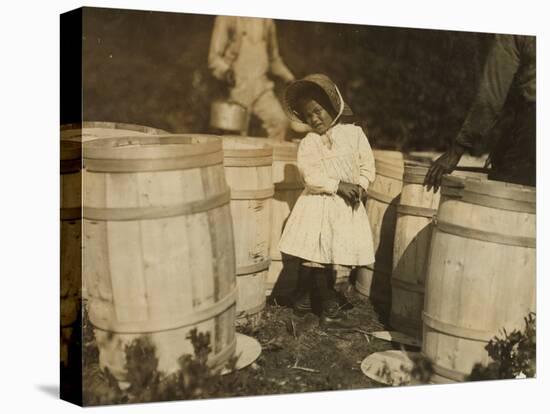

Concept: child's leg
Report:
left=312, top=268, right=338, bottom=312
left=292, top=262, right=314, bottom=316
left=311, top=266, right=359, bottom=331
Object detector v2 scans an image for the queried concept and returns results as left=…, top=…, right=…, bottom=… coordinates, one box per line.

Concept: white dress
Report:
left=279, top=123, right=376, bottom=266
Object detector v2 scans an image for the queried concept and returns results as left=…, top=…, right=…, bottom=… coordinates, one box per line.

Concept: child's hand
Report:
left=337, top=182, right=360, bottom=206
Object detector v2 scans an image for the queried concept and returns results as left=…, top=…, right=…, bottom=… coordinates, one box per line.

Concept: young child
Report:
left=279, top=74, right=376, bottom=331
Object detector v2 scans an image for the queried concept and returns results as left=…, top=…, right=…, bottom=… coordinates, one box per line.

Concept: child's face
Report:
left=300, top=99, right=334, bottom=135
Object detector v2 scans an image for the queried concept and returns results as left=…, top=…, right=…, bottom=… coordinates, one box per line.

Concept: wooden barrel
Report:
left=62, top=122, right=168, bottom=301
left=221, top=137, right=273, bottom=323
left=61, top=121, right=168, bottom=142
left=60, top=141, right=82, bottom=367
left=83, top=135, right=236, bottom=384
left=355, top=150, right=404, bottom=305
left=423, top=175, right=536, bottom=383
left=391, top=162, right=487, bottom=338
left=260, top=139, right=303, bottom=297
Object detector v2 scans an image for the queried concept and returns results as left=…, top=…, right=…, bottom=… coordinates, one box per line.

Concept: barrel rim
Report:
left=83, top=134, right=222, bottom=160
left=60, top=121, right=168, bottom=135
left=441, top=174, right=536, bottom=204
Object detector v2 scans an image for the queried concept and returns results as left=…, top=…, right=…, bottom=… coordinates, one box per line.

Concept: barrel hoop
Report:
left=61, top=207, right=82, bottom=221
left=274, top=182, right=304, bottom=191
left=465, top=179, right=536, bottom=202
left=431, top=363, right=468, bottom=383
left=89, top=287, right=237, bottom=334
left=366, top=189, right=399, bottom=205
left=236, top=301, right=266, bottom=319
left=435, top=219, right=536, bottom=248
left=223, top=155, right=273, bottom=167
left=441, top=185, right=535, bottom=213
left=402, top=174, right=427, bottom=185
left=231, top=187, right=275, bottom=200
left=223, top=147, right=272, bottom=158
left=375, top=162, right=404, bottom=180
left=236, top=259, right=271, bottom=276
left=85, top=151, right=223, bottom=173
left=84, top=190, right=231, bottom=222
left=422, top=312, right=493, bottom=342
left=391, top=277, right=425, bottom=294
left=273, top=154, right=297, bottom=162
left=396, top=204, right=437, bottom=218
left=389, top=312, right=423, bottom=334
left=440, top=187, right=464, bottom=199
left=461, top=191, right=536, bottom=214
left=207, top=336, right=237, bottom=370
left=61, top=159, right=82, bottom=174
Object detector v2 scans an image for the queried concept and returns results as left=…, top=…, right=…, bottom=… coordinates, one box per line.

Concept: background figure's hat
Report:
left=283, top=73, right=353, bottom=124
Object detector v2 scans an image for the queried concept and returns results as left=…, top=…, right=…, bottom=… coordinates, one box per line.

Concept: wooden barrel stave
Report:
left=390, top=161, right=439, bottom=338
left=221, top=136, right=273, bottom=322
left=60, top=141, right=82, bottom=367
left=356, top=150, right=404, bottom=306
left=423, top=175, right=535, bottom=383
left=83, top=135, right=236, bottom=383
left=259, top=139, right=303, bottom=297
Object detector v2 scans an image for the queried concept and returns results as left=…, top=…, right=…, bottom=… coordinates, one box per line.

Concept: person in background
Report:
left=279, top=74, right=376, bottom=330
left=208, top=16, right=295, bottom=140
left=424, top=34, right=535, bottom=191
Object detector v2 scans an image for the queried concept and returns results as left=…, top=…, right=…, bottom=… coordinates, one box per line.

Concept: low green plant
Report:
left=468, top=313, right=536, bottom=381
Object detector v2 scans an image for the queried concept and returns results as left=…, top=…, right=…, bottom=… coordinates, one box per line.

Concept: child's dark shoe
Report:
left=319, top=301, right=359, bottom=332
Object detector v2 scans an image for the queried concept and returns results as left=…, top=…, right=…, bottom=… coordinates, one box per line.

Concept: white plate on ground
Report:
left=368, top=330, right=421, bottom=348
left=220, top=333, right=262, bottom=375
left=361, top=350, right=422, bottom=386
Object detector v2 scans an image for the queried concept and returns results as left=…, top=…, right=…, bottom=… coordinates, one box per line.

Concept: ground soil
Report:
left=78, top=284, right=420, bottom=405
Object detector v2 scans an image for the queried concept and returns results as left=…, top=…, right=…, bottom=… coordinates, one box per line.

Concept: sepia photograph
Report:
left=57, top=1, right=536, bottom=409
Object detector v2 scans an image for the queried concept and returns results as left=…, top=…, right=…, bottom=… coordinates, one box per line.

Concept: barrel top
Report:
left=372, top=149, right=404, bottom=160
left=221, top=136, right=274, bottom=158
left=442, top=174, right=535, bottom=204
left=61, top=121, right=168, bottom=142
left=83, top=134, right=222, bottom=160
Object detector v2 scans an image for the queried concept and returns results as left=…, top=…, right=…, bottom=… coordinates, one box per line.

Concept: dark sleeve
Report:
left=455, top=34, right=521, bottom=150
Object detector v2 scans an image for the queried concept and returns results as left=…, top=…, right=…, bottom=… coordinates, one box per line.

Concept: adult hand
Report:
left=424, top=144, right=465, bottom=192
left=225, top=69, right=236, bottom=87
left=337, top=182, right=360, bottom=206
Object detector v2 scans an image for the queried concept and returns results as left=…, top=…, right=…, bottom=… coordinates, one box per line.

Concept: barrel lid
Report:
left=220, top=333, right=262, bottom=375
left=361, top=350, right=422, bottom=386
left=368, top=330, right=422, bottom=348
left=83, top=134, right=222, bottom=160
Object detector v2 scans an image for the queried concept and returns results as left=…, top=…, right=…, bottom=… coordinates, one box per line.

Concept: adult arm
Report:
left=208, top=16, right=233, bottom=80
left=266, top=20, right=295, bottom=83
left=424, top=34, right=522, bottom=191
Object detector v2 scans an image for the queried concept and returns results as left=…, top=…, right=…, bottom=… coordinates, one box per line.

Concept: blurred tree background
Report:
left=81, top=7, right=496, bottom=152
